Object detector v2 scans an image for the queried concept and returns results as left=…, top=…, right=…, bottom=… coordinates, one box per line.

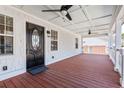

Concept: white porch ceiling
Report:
left=13, top=5, right=118, bottom=37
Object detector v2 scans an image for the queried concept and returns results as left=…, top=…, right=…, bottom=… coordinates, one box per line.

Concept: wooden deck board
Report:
left=0, top=54, right=121, bottom=88
left=11, top=77, right=25, bottom=88
left=4, top=79, right=16, bottom=88
left=0, top=81, right=6, bottom=88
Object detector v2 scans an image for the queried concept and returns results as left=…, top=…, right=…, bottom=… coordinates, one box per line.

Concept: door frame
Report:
left=26, top=21, right=45, bottom=70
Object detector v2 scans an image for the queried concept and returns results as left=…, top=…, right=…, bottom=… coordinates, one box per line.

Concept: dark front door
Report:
left=26, top=22, right=44, bottom=70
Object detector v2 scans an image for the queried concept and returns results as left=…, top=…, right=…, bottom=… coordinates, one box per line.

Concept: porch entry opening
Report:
left=26, top=22, right=47, bottom=75
left=82, top=37, right=108, bottom=55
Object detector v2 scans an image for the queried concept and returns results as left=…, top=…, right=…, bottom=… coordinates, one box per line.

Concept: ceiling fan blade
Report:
left=42, top=9, right=60, bottom=12
left=66, top=12, right=72, bottom=21
left=61, top=5, right=72, bottom=11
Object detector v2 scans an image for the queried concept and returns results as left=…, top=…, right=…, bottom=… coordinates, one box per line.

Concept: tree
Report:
left=121, top=33, right=124, bottom=47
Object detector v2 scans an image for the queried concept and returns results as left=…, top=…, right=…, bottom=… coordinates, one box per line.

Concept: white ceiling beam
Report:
left=81, top=33, right=108, bottom=38
left=98, top=37, right=109, bottom=41
left=77, top=28, right=109, bottom=33
left=70, top=23, right=110, bottom=31
left=62, top=14, right=112, bottom=27
left=62, top=20, right=88, bottom=27
left=92, top=14, right=112, bottom=20
left=63, top=14, right=112, bottom=27
left=77, top=29, right=109, bottom=35
left=79, top=5, right=94, bottom=30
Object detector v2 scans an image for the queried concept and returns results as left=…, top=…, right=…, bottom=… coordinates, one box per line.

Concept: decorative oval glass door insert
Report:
left=32, top=29, right=40, bottom=50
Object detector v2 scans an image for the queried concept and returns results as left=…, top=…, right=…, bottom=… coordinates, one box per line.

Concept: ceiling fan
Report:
left=42, top=5, right=73, bottom=21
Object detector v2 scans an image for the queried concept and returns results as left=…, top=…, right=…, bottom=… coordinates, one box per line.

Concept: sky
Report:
left=122, top=24, right=124, bottom=34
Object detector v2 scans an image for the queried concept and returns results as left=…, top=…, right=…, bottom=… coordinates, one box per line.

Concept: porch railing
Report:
left=119, top=49, right=124, bottom=87
left=118, top=49, right=123, bottom=76
left=109, top=47, right=124, bottom=87
left=109, top=47, right=116, bottom=65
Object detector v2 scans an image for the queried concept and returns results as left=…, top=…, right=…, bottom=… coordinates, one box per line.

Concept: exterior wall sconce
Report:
left=47, top=30, right=51, bottom=37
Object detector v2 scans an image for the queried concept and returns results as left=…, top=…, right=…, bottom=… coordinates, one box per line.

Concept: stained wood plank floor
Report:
left=0, top=54, right=121, bottom=88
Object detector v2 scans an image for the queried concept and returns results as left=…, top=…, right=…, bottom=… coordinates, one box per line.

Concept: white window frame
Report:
left=0, top=14, right=14, bottom=55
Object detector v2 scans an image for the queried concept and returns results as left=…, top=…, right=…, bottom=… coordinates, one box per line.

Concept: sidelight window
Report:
left=0, top=14, right=13, bottom=55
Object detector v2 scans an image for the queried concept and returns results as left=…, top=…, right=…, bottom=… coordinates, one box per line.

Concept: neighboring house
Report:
left=83, top=45, right=106, bottom=54
left=83, top=37, right=108, bottom=54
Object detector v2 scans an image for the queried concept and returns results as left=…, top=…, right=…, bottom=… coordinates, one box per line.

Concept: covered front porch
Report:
left=0, top=5, right=124, bottom=88
left=0, top=54, right=120, bottom=88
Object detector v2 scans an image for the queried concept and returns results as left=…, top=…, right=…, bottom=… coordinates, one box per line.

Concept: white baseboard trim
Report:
left=0, top=68, right=26, bottom=81
left=120, top=78, right=124, bottom=87
left=114, top=67, right=119, bottom=72
left=46, top=53, right=82, bottom=65
left=109, top=55, right=115, bottom=65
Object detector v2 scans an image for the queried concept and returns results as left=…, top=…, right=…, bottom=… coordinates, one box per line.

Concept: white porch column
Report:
left=109, top=31, right=113, bottom=48
left=108, top=32, right=111, bottom=54
left=108, top=31, right=113, bottom=50
left=114, top=19, right=122, bottom=72
left=120, top=49, right=124, bottom=87
left=108, top=31, right=115, bottom=64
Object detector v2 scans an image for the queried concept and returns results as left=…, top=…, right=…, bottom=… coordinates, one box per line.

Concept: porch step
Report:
left=27, top=65, right=48, bottom=75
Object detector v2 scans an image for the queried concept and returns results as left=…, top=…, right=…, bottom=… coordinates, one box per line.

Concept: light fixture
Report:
left=47, top=30, right=51, bottom=37
left=61, top=10, right=68, bottom=16
left=88, top=29, right=91, bottom=35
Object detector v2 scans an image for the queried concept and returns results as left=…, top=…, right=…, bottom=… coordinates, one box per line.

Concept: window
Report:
left=51, top=30, right=58, bottom=51
left=0, top=14, right=13, bottom=55
left=32, top=29, right=40, bottom=50
left=75, top=38, right=78, bottom=49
